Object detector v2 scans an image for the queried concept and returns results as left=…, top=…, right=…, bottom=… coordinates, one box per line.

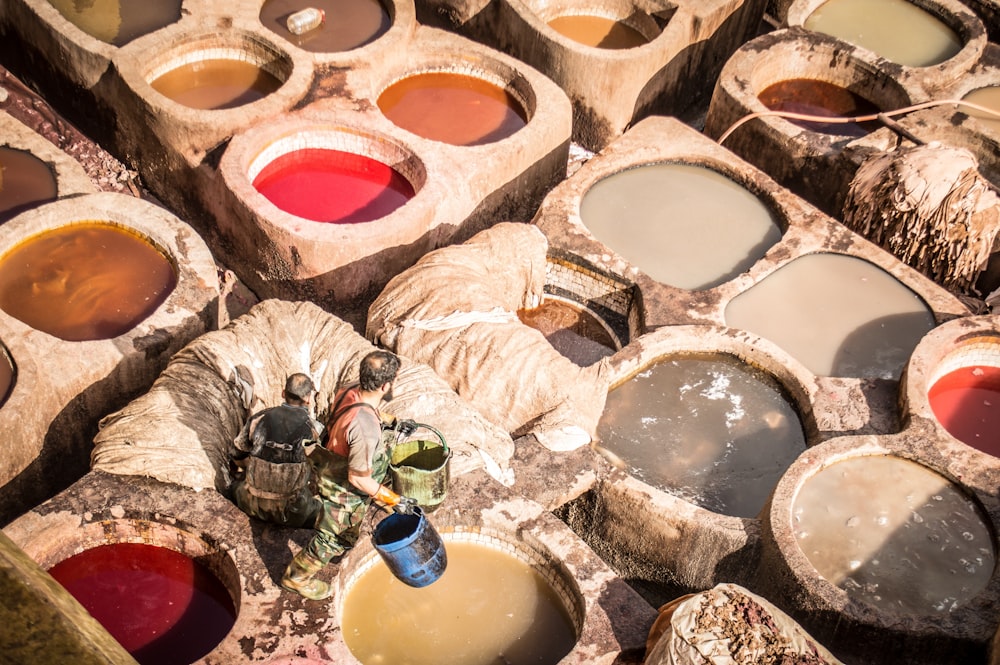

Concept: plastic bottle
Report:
left=286, top=7, right=325, bottom=35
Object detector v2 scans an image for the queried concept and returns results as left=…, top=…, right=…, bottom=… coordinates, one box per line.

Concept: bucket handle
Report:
left=401, top=423, right=449, bottom=455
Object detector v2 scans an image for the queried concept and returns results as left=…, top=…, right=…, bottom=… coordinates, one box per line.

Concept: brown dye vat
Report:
left=0, top=345, right=12, bottom=407
left=757, top=78, right=883, bottom=138
left=342, top=540, right=576, bottom=664
left=0, top=147, right=58, bottom=223
left=378, top=72, right=528, bottom=146
left=596, top=353, right=806, bottom=519
left=150, top=59, right=282, bottom=110
left=517, top=298, right=616, bottom=366
left=48, top=0, right=183, bottom=47
left=547, top=15, right=649, bottom=49
left=0, top=222, right=176, bottom=341
left=259, top=0, right=390, bottom=52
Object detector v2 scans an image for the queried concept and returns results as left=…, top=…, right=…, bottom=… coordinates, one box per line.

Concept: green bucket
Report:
left=389, top=424, right=451, bottom=512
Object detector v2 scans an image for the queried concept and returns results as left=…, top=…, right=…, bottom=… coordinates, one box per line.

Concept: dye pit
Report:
left=1, top=2, right=1000, bottom=665
left=0, top=222, right=176, bottom=341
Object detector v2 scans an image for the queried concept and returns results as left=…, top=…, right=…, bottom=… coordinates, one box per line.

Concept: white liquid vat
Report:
left=805, top=0, right=962, bottom=67
left=579, top=163, right=781, bottom=290
left=724, top=253, right=935, bottom=379
left=793, top=455, right=995, bottom=614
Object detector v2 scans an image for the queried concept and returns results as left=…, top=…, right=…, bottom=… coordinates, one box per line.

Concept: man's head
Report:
left=284, top=373, right=315, bottom=404
left=359, top=350, right=400, bottom=392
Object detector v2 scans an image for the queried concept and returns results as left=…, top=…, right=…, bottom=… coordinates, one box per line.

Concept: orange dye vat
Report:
left=0, top=222, right=176, bottom=341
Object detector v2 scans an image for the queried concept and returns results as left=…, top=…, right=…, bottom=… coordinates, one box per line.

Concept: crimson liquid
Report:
left=48, top=542, right=236, bottom=665
left=253, top=148, right=414, bottom=223
left=929, top=365, right=1000, bottom=457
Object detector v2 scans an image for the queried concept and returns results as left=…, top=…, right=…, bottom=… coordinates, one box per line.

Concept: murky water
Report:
left=757, top=78, right=882, bottom=137
left=596, top=354, right=806, bottom=518
left=151, top=59, right=282, bottom=110
left=260, top=0, right=390, bottom=52
left=47, top=0, right=182, bottom=47
left=793, top=455, right=995, bottom=614
left=0, top=222, right=176, bottom=341
left=725, top=253, right=935, bottom=379
left=579, top=163, right=781, bottom=290
left=342, top=540, right=577, bottom=665
left=0, top=147, right=58, bottom=222
left=547, top=15, right=649, bottom=49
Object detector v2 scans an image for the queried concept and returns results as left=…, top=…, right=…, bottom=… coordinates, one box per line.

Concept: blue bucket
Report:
left=371, top=507, right=447, bottom=588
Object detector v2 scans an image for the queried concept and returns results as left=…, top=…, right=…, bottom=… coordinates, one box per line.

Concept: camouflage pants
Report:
left=303, top=431, right=393, bottom=564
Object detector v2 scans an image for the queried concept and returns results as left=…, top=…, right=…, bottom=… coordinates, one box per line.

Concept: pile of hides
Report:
left=842, top=142, right=1000, bottom=294
left=91, top=299, right=516, bottom=491
left=645, top=584, right=843, bottom=665
left=366, top=222, right=611, bottom=452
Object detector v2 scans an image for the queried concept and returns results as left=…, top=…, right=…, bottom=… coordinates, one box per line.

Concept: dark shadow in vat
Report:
left=830, top=310, right=937, bottom=381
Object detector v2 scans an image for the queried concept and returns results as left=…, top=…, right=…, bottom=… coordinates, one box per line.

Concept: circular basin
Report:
left=47, top=0, right=183, bottom=46
left=0, top=222, right=177, bottom=341
left=792, top=454, right=995, bottom=615
left=0, top=147, right=58, bottom=223
left=259, top=0, right=391, bottom=52
left=378, top=71, right=528, bottom=146
left=48, top=542, right=237, bottom=664
left=580, top=162, right=782, bottom=290
left=597, top=352, right=806, bottom=518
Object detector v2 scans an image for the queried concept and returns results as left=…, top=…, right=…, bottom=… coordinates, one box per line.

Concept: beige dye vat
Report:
left=579, top=163, right=781, bottom=290
left=150, top=59, right=282, bottom=110
left=48, top=0, right=182, bottom=47
left=792, top=455, right=995, bottom=615
left=0, top=147, right=58, bottom=222
left=0, top=222, right=176, bottom=341
left=804, top=0, right=962, bottom=67
left=546, top=15, right=649, bottom=49
left=596, top=353, right=806, bottom=519
left=959, top=85, right=1000, bottom=133
left=517, top=298, right=616, bottom=366
left=725, top=253, right=935, bottom=379
left=341, top=541, right=576, bottom=665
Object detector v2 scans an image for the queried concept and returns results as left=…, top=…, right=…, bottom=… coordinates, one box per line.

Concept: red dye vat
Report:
left=929, top=365, right=1000, bottom=457
left=253, top=148, right=414, bottom=223
left=48, top=543, right=236, bottom=665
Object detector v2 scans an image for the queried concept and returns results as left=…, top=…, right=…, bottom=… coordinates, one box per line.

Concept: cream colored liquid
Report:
left=596, top=354, right=805, bottom=519
left=724, top=253, right=935, bottom=379
left=793, top=456, right=995, bottom=614
left=342, top=541, right=576, bottom=665
left=959, top=86, right=1000, bottom=134
left=579, top=163, right=781, bottom=290
left=805, top=0, right=962, bottom=67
